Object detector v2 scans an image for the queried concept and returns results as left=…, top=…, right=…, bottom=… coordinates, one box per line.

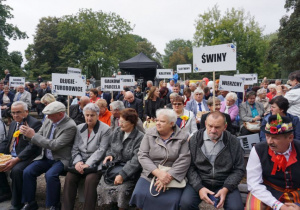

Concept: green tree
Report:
left=0, top=0, right=27, bottom=77
left=194, top=5, right=268, bottom=78
left=267, top=0, right=300, bottom=77
left=163, top=39, right=192, bottom=68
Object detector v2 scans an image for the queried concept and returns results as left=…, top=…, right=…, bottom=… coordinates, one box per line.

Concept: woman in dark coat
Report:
left=97, top=108, right=144, bottom=209
left=27, top=83, right=37, bottom=110
left=144, top=86, right=164, bottom=120
left=0, top=85, right=15, bottom=123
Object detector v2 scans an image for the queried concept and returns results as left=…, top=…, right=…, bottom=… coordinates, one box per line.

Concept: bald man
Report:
left=124, top=91, right=143, bottom=120
left=69, top=96, right=90, bottom=125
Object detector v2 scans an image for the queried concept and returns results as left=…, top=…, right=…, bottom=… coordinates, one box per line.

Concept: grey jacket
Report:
left=13, top=90, right=32, bottom=109
left=106, top=127, right=144, bottom=180
left=31, top=115, right=77, bottom=169
left=138, top=126, right=191, bottom=182
left=187, top=129, right=245, bottom=192
left=71, top=121, right=112, bottom=170
left=239, top=101, right=264, bottom=128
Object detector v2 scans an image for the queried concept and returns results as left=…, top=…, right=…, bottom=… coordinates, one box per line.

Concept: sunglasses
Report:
left=173, top=103, right=183, bottom=106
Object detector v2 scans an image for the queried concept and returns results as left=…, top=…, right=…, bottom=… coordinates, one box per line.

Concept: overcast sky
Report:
left=7, top=0, right=288, bottom=61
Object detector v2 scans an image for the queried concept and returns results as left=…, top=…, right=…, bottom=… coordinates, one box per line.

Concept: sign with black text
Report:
left=234, top=74, right=258, bottom=85
left=116, top=75, right=135, bottom=86
left=52, top=73, right=86, bottom=96
left=177, top=64, right=192, bottom=73
left=218, top=75, right=244, bottom=92
left=156, top=69, right=173, bottom=79
left=101, top=77, right=123, bottom=91
left=67, top=67, right=82, bottom=75
left=9, top=77, right=25, bottom=88
left=193, top=43, right=237, bottom=72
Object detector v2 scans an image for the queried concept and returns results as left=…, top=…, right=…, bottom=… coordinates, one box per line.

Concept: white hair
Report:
left=225, top=92, right=237, bottom=102
left=147, top=80, right=153, bottom=85
left=110, top=101, right=125, bottom=111
left=268, top=84, right=276, bottom=89
left=83, top=103, right=100, bottom=116
left=156, top=108, right=177, bottom=124
left=189, top=83, right=196, bottom=87
left=194, top=88, right=204, bottom=95
left=12, top=101, right=28, bottom=111
left=257, top=88, right=267, bottom=95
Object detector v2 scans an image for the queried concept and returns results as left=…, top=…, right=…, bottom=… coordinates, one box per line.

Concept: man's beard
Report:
left=208, top=133, right=219, bottom=141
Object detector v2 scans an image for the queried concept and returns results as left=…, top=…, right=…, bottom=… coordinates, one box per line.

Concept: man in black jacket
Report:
left=123, top=91, right=143, bottom=120
left=69, top=96, right=90, bottom=125
left=35, top=82, right=51, bottom=118
left=180, top=111, right=244, bottom=210
left=0, top=101, right=42, bottom=209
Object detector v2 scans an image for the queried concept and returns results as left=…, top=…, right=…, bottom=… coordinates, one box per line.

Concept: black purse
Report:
left=67, top=165, right=98, bottom=175
left=101, top=161, right=125, bottom=185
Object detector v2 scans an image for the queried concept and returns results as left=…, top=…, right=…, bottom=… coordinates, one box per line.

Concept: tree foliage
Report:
left=26, top=9, right=140, bottom=80
left=267, top=0, right=300, bottom=77
left=0, top=0, right=27, bottom=78
left=193, top=5, right=269, bottom=77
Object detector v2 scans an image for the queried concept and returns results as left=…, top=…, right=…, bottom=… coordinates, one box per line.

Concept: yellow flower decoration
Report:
left=180, top=115, right=189, bottom=121
left=13, top=130, right=20, bottom=138
left=266, top=123, right=270, bottom=129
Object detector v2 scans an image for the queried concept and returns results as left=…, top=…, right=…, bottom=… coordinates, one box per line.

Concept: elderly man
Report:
left=186, top=88, right=209, bottom=127
left=13, top=85, right=32, bottom=110
left=35, top=82, right=51, bottom=118
left=69, top=96, right=90, bottom=125
left=144, top=80, right=153, bottom=93
left=0, top=101, right=42, bottom=209
left=110, top=101, right=144, bottom=133
left=180, top=111, right=245, bottom=210
left=123, top=91, right=143, bottom=120
left=246, top=114, right=300, bottom=210
left=19, top=101, right=77, bottom=210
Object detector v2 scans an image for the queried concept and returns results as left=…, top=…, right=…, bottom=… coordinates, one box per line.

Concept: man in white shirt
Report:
left=246, top=114, right=300, bottom=210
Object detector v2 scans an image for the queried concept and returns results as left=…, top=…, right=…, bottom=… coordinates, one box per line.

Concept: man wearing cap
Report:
left=246, top=114, right=300, bottom=210
left=19, top=101, right=77, bottom=210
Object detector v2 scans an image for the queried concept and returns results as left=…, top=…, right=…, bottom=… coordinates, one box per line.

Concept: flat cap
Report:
left=42, top=101, right=66, bottom=115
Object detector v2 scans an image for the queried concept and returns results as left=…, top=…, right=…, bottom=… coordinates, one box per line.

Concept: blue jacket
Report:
left=260, top=113, right=300, bottom=141
left=186, top=99, right=209, bottom=117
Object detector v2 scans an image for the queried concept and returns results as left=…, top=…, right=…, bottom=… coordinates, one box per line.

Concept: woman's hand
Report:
left=114, top=175, right=124, bottom=185
left=156, top=170, right=173, bottom=185
left=154, top=179, right=167, bottom=193
left=103, top=156, right=113, bottom=164
left=75, top=161, right=84, bottom=174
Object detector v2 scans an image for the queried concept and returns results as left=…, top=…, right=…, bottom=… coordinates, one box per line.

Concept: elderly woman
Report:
left=239, top=91, right=265, bottom=136
left=0, top=85, right=15, bottom=123
left=166, top=92, right=178, bottom=109
left=97, top=108, right=144, bottom=209
left=220, top=92, right=239, bottom=122
left=89, top=88, right=100, bottom=103
left=256, top=88, right=270, bottom=115
left=62, top=103, right=111, bottom=210
left=172, top=96, right=197, bottom=136
left=260, top=96, right=300, bottom=141
left=130, top=108, right=191, bottom=210
left=144, top=86, right=164, bottom=120
left=266, top=84, right=277, bottom=100
left=200, top=97, right=234, bottom=133
left=96, top=99, right=111, bottom=126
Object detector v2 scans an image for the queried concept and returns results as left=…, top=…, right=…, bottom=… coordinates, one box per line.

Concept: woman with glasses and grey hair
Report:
left=130, top=108, right=191, bottom=210
left=62, top=103, right=112, bottom=210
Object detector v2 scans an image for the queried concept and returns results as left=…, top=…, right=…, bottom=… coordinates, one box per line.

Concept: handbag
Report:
left=102, top=161, right=125, bottom=185
left=244, top=121, right=261, bottom=133
left=67, top=165, right=98, bottom=175
left=149, top=147, right=186, bottom=196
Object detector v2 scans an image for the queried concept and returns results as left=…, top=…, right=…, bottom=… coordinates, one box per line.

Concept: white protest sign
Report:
left=218, top=75, right=244, bottom=92
left=116, top=75, right=135, bottom=86
left=101, top=77, right=123, bottom=91
left=177, top=64, right=192, bottom=73
left=156, top=69, right=173, bottom=79
left=234, top=74, right=258, bottom=85
left=9, top=77, right=25, bottom=88
left=193, top=43, right=237, bottom=72
left=67, top=67, right=82, bottom=75
left=52, top=73, right=86, bottom=96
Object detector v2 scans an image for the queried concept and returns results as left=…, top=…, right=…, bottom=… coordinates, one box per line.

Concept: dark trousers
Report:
left=36, top=103, right=45, bottom=115
left=240, top=126, right=256, bottom=136
left=180, top=184, right=244, bottom=210
left=62, top=171, right=102, bottom=210
left=22, top=158, right=64, bottom=207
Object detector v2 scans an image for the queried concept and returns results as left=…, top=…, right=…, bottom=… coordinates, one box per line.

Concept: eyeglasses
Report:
left=172, top=103, right=183, bottom=106
left=11, top=111, right=24, bottom=115
left=119, top=120, right=129, bottom=125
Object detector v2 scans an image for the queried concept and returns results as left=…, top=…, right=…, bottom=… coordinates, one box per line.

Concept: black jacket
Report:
left=124, top=98, right=143, bottom=120
left=0, top=91, right=15, bottom=107
left=69, top=104, right=85, bottom=125
left=144, top=98, right=164, bottom=118
left=187, top=129, right=245, bottom=192
left=0, top=115, right=42, bottom=160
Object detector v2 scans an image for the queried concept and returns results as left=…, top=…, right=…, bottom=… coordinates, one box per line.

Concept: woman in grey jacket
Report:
left=62, top=103, right=112, bottom=210
left=130, top=108, right=191, bottom=210
left=97, top=108, right=144, bottom=210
